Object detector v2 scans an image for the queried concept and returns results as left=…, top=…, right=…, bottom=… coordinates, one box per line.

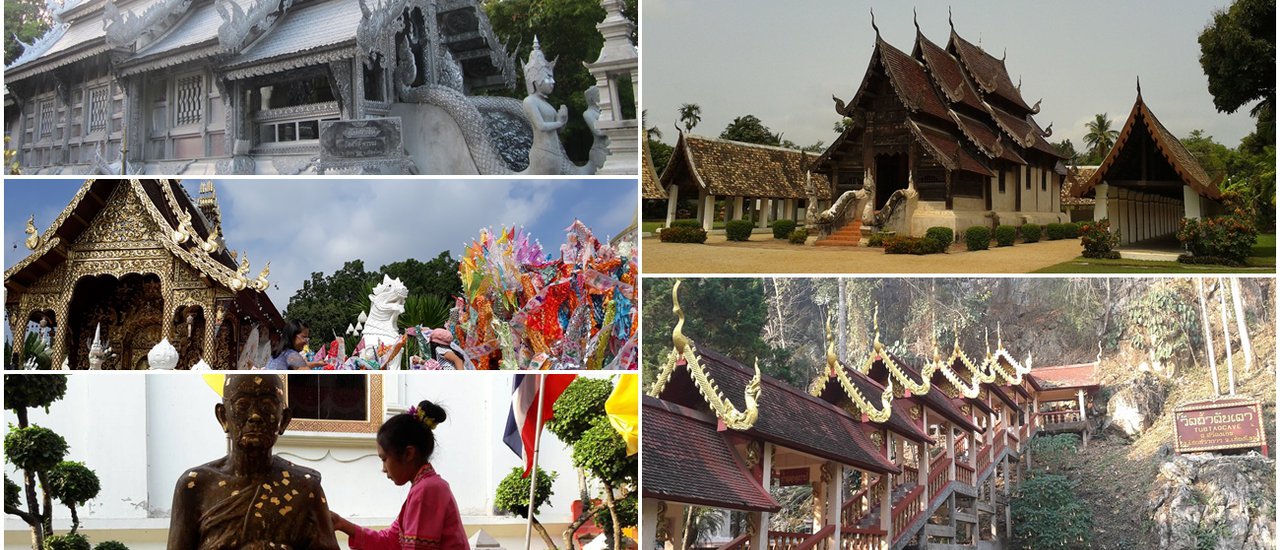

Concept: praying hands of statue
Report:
left=167, top=374, right=341, bottom=550
left=557, top=104, right=569, bottom=125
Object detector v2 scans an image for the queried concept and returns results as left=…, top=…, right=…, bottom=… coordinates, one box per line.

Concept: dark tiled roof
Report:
left=878, top=38, right=952, bottom=123
left=693, top=346, right=899, bottom=474
left=642, top=398, right=780, bottom=512
left=910, top=122, right=993, bottom=177
left=1061, top=166, right=1098, bottom=206
left=951, top=112, right=1026, bottom=164
left=1075, top=96, right=1221, bottom=200
left=813, top=368, right=934, bottom=444
left=949, top=32, right=1033, bottom=113
left=662, top=134, right=832, bottom=200
left=915, top=34, right=985, bottom=113
left=871, top=354, right=983, bottom=433
left=225, top=0, right=363, bottom=67
left=642, top=139, right=666, bottom=199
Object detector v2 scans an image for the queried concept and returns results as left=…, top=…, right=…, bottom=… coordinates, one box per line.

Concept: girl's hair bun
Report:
left=417, top=400, right=447, bottom=426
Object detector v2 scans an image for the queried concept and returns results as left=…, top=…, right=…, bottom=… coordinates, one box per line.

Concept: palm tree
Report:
left=678, top=103, right=702, bottom=132
left=1084, top=113, right=1119, bottom=159
left=643, top=109, right=663, bottom=141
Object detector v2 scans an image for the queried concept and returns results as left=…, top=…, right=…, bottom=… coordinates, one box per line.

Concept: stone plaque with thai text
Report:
left=1173, top=398, right=1266, bottom=454
left=318, top=118, right=415, bottom=174
left=774, top=467, right=810, bottom=487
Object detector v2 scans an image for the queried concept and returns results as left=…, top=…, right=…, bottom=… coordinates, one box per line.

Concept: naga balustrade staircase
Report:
left=816, top=189, right=910, bottom=247
left=712, top=421, right=1040, bottom=550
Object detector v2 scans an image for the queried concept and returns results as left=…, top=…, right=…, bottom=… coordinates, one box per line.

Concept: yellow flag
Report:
left=204, top=374, right=226, bottom=397
left=605, top=374, right=639, bottom=456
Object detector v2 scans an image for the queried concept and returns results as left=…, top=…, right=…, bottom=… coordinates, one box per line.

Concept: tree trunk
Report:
left=837, top=279, right=848, bottom=364
left=69, top=504, right=79, bottom=535
left=38, top=470, right=53, bottom=540
left=530, top=515, right=558, bottom=550
left=1229, top=278, right=1254, bottom=374
left=562, top=502, right=607, bottom=550
left=602, top=480, right=621, bottom=550
left=1218, top=278, right=1236, bottom=395
left=1196, top=278, right=1219, bottom=395
left=772, top=278, right=787, bottom=347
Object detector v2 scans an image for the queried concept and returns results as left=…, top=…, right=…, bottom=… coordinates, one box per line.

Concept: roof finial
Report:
left=948, top=6, right=954, bottom=31
left=1017, top=75, right=1022, bottom=91
left=870, top=7, right=880, bottom=37
left=671, top=279, right=689, bottom=356
left=1136, top=75, right=1142, bottom=98
left=913, top=7, right=920, bottom=34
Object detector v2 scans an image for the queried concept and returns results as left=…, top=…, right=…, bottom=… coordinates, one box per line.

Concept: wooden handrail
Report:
left=840, top=527, right=886, bottom=550
left=716, top=533, right=753, bottom=550
left=840, top=475, right=882, bottom=524
left=956, top=461, right=975, bottom=485
left=890, top=485, right=926, bottom=541
left=793, top=525, right=836, bottom=550
left=767, top=530, right=815, bottom=550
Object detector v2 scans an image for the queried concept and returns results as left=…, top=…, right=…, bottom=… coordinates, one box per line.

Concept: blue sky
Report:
left=5, top=179, right=637, bottom=307
left=643, top=0, right=1257, bottom=151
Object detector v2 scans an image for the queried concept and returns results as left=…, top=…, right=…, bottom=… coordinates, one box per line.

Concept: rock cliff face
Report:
left=1104, top=371, right=1167, bottom=438
left=1147, top=451, right=1276, bottom=550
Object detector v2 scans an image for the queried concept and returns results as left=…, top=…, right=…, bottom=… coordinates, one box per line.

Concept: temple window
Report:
left=284, top=374, right=384, bottom=434
left=364, top=57, right=386, bottom=102
left=254, top=74, right=338, bottom=145
left=174, top=74, right=204, bottom=126
left=1025, top=166, right=1031, bottom=189
left=997, top=169, right=1005, bottom=193
left=38, top=100, right=55, bottom=139
left=87, top=86, right=110, bottom=134
left=1041, top=169, right=1047, bottom=191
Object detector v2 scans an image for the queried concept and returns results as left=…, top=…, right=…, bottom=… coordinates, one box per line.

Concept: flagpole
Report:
left=525, top=374, right=547, bottom=550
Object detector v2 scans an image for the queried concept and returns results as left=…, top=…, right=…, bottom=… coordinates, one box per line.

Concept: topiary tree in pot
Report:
left=3, top=374, right=103, bottom=550
left=494, top=466, right=558, bottom=549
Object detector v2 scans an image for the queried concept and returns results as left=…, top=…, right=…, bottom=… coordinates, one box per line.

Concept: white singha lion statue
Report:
left=360, top=275, right=409, bottom=369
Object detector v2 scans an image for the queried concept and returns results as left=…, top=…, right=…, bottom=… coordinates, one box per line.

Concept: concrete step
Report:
left=815, top=239, right=863, bottom=247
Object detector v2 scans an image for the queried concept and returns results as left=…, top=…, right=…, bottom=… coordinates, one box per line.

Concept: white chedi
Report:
left=191, top=358, right=212, bottom=371
left=147, top=338, right=180, bottom=370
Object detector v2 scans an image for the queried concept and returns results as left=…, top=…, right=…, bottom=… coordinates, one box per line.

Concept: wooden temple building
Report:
left=813, top=16, right=1068, bottom=239
left=3, top=0, right=512, bottom=175
left=643, top=286, right=1099, bottom=550
left=1068, top=85, right=1224, bottom=246
left=656, top=133, right=832, bottom=231
left=5, top=179, right=283, bottom=369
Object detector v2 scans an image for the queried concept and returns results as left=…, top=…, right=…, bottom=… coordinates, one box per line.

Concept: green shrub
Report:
left=1080, top=219, right=1120, bottom=259
left=884, top=236, right=940, bottom=255
left=724, top=220, right=754, bottom=241
left=994, top=225, right=1017, bottom=247
left=93, top=542, right=130, bottom=550
left=867, top=232, right=886, bottom=247
left=658, top=226, right=707, bottom=244
left=1020, top=223, right=1041, bottom=243
left=924, top=226, right=954, bottom=252
left=494, top=466, right=556, bottom=517
left=547, top=377, right=613, bottom=444
left=1065, top=222, right=1082, bottom=239
left=772, top=219, right=797, bottom=239
left=4, top=374, right=68, bottom=411
left=1177, top=214, right=1258, bottom=265
left=4, top=426, right=68, bottom=471
left=1027, top=434, right=1080, bottom=473
left=669, top=219, right=701, bottom=229
left=788, top=228, right=809, bottom=244
left=5, top=476, right=19, bottom=510
left=44, top=534, right=90, bottom=550
left=1045, top=223, right=1069, bottom=240
left=965, top=226, right=991, bottom=250
left=1010, top=474, right=1093, bottom=549
left=48, top=461, right=100, bottom=507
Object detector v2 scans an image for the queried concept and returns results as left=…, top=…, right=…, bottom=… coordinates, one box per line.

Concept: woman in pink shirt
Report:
left=331, top=401, right=469, bottom=550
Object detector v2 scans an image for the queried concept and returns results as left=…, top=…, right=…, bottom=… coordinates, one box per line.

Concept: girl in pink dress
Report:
left=331, top=401, right=469, bottom=550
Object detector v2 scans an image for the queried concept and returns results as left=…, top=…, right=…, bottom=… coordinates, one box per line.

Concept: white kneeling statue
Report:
left=359, top=275, right=409, bottom=369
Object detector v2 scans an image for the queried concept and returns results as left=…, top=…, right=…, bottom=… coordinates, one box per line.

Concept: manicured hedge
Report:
left=1020, top=223, right=1041, bottom=243
left=867, top=232, right=887, bottom=247
left=789, top=228, right=809, bottom=244
left=773, top=219, right=797, bottom=239
left=670, top=219, right=702, bottom=229
left=884, top=236, right=941, bottom=255
left=1045, top=223, right=1069, bottom=241
left=994, top=225, right=1017, bottom=247
left=965, top=226, right=991, bottom=251
left=725, top=220, right=754, bottom=241
left=659, top=226, right=707, bottom=243
left=925, top=226, right=954, bottom=252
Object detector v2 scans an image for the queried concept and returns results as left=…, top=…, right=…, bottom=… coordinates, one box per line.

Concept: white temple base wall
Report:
left=906, top=200, right=1066, bottom=237
left=391, top=102, right=482, bottom=175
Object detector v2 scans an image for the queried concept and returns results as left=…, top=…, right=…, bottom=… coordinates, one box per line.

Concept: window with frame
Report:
left=998, top=169, right=1005, bottom=193
left=1041, top=169, right=1047, bottom=191
left=1025, top=166, right=1031, bottom=189
left=38, top=100, right=55, bottom=139
left=87, top=86, right=110, bottom=134
left=285, top=373, right=383, bottom=434
left=174, top=75, right=204, bottom=126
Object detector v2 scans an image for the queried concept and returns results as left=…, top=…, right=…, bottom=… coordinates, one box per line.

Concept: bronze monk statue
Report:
left=168, top=374, right=341, bottom=550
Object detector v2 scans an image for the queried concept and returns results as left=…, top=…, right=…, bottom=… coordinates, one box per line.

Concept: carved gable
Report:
left=74, top=184, right=162, bottom=247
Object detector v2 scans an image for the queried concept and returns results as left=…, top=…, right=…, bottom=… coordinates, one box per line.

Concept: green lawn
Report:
left=1035, top=232, right=1276, bottom=273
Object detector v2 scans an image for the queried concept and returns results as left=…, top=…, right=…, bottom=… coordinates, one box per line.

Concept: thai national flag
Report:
left=503, top=374, right=577, bottom=477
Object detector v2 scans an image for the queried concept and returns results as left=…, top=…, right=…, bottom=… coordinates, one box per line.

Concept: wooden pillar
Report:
left=660, top=501, right=686, bottom=550
left=641, top=498, right=661, bottom=550
left=665, top=185, right=679, bottom=226
left=827, top=463, right=845, bottom=549
left=879, top=471, right=892, bottom=543
left=751, top=443, right=773, bottom=550
left=946, top=422, right=956, bottom=482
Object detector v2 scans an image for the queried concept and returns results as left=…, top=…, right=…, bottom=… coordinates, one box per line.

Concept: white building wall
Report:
left=5, top=373, right=602, bottom=550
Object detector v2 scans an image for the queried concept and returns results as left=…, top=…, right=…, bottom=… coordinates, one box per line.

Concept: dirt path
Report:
left=641, top=235, right=1083, bottom=274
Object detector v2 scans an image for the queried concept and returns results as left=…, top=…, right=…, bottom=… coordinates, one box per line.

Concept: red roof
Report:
left=1028, top=362, right=1100, bottom=390
left=948, top=31, right=1033, bottom=113
left=911, top=122, right=993, bottom=177
left=812, top=367, right=935, bottom=444
left=915, top=33, right=986, bottom=114
left=877, top=37, right=952, bottom=123
left=642, top=398, right=780, bottom=512
left=869, top=354, right=984, bottom=433
left=952, top=111, right=1026, bottom=164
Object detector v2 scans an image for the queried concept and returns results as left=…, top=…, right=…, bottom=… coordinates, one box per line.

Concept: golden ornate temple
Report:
left=5, top=179, right=282, bottom=369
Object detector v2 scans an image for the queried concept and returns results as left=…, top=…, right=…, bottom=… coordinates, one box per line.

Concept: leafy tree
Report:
left=3, top=374, right=102, bottom=550
left=494, top=466, right=558, bottom=549
left=678, top=103, right=702, bottom=132
left=4, top=0, right=50, bottom=66
left=1009, top=474, right=1093, bottom=549
left=542, top=377, right=636, bottom=550
left=833, top=117, right=854, bottom=135
left=719, top=115, right=781, bottom=146
left=642, top=109, right=663, bottom=142
left=647, top=139, right=673, bottom=178
left=483, top=0, right=636, bottom=163
left=1083, top=113, right=1119, bottom=159
left=1182, top=130, right=1233, bottom=181
left=379, top=252, right=461, bottom=301
left=1054, top=139, right=1080, bottom=165
left=1198, top=0, right=1276, bottom=147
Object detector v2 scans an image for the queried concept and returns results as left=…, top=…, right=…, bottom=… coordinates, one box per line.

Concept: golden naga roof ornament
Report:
left=825, top=310, right=893, bottom=423
left=25, top=214, right=40, bottom=250
left=877, top=306, right=932, bottom=395
left=648, top=280, right=762, bottom=430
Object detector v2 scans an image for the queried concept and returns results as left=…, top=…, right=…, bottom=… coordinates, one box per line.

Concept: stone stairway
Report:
left=852, top=481, right=920, bottom=529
